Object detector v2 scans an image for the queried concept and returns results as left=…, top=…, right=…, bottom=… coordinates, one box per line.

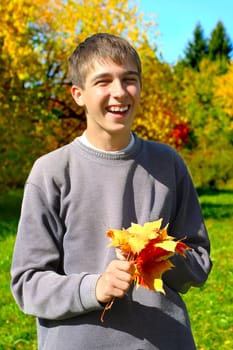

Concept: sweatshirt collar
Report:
left=78, top=131, right=135, bottom=155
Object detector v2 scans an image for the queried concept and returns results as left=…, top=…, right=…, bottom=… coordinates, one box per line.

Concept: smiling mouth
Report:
left=106, top=105, right=129, bottom=114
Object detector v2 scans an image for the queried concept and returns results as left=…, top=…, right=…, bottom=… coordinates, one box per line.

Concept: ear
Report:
left=71, top=85, right=85, bottom=106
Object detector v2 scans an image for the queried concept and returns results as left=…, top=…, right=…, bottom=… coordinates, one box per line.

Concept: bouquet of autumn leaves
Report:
left=101, top=219, right=190, bottom=322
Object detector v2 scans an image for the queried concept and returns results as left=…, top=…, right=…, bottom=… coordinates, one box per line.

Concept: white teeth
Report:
left=108, top=106, right=128, bottom=112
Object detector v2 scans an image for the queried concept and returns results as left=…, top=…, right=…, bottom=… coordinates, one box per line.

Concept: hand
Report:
left=96, top=259, right=135, bottom=304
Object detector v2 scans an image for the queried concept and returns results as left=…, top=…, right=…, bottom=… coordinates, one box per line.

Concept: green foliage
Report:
left=175, top=59, right=233, bottom=188
left=182, top=140, right=233, bottom=189
left=208, top=21, right=232, bottom=62
left=183, top=22, right=208, bottom=69
left=180, top=21, right=233, bottom=70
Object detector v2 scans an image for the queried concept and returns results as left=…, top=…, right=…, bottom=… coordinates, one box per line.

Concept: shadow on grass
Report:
left=200, top=203, right=233, bottom=219
left=0, top=189, right=23, bottom=239
left=0, top=189, right=23, bottom=221
left=197, top=188, right=233, bottom=219
left=196, top=188, right=233, bottom=196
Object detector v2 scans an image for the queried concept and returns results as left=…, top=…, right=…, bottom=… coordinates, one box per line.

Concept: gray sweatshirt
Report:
left=11, top=135, right=211, bottom=349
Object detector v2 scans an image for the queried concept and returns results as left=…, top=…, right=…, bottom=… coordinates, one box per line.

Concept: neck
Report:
left=85, top=129, right=132, bottom=151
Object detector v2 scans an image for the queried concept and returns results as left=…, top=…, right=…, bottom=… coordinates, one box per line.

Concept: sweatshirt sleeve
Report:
left=163, top=168, right=212, bottom=293
left=10, top=180, right=103, bottom=320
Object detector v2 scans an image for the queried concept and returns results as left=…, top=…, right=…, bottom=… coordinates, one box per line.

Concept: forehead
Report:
left=85, top=59, right=139, bottom=80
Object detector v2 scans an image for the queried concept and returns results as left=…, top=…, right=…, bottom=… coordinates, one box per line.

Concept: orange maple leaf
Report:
left=101, top=219, right=190, bottom=322
left=106, top=219, right=190, bottom=292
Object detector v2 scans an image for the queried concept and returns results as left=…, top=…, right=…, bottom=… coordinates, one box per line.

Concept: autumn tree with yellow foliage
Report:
left=134, top=48, right=189, bottom=149
left=1, top=1, right=233, bottom=189
left=0, top=0, right=152, bottom=187
left=1, top=0, right=189, bottom=189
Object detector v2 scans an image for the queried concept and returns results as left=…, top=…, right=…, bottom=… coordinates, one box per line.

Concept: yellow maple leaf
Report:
left=102, top=219, right=190, bottom=322
left=106, top=228, right=131, bottom=254
left=106, top=219, right=190, bottom=292
left=153, top=278, right=165, bottom=294
left=155, top=240, right=178, bottom=252
left=128, top=219, right=162, bottom=238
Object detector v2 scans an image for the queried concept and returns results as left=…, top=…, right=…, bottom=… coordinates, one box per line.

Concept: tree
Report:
left=0, top=0, right=159, bottom=189
left=183, top=23, right=208, bottom=69
left=176, top=59, right=233, bottom=188
left=215, top=62, right=233, bottom=114
left=133, top=48, right=189, bottom=149
left=208, top=21, right=232, bottom=62
left=214, top=62, right=233, bottom=140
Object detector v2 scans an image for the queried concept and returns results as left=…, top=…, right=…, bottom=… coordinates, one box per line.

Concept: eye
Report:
left=95, top=80, right=111, bottom=86
left=124, top=76, right=139, bottom=84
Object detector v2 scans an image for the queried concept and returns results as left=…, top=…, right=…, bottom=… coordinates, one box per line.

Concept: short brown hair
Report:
left=68, top=33, right=142, bottom=88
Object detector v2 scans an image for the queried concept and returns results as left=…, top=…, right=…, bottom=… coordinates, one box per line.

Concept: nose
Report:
left=111, top=79, right=126, bottom=98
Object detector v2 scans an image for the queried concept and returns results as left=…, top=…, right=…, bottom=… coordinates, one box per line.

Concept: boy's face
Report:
left=71, top=59, right=141, bottom=148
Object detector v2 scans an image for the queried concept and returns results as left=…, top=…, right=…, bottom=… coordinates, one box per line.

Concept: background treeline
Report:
left=1, top=0, right=233, bottom=190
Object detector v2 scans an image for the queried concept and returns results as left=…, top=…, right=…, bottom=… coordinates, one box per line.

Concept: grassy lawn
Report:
left=183, top=189, right=233, bottom=350
left=0, top=188, right=232, bottom=349
left=0, top=190, right=37, bottom=350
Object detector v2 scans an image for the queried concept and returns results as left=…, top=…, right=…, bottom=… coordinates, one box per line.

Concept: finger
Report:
left=108, top=259, right=134, bottom=273
left=115, top=248, right=127, bottom=260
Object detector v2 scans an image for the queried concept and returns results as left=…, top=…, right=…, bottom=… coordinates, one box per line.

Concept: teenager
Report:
left=11, top=33, right=212, bottom=350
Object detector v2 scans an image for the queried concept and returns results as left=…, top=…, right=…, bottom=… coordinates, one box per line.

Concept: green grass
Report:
left=183, top=217, right=233, bottom=350
left=0, top=190, right=37, bottom=350
left=183, top=189, right=233, bottom=350
left=0, top=189, right=232, bottom=349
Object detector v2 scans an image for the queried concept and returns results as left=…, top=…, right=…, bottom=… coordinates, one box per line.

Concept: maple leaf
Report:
left=128, top=219, right=163, bottom=238
left=107, top=228, right=131, bottom=255
left=101, top=219, right=190, bottom=322
left=155, top=240, right=179, bottom=253
left=175, top=240, right=190, bottom=256
left=134, top=254, right=174, bottom=293
left=106, top=219, right=190, bottom=292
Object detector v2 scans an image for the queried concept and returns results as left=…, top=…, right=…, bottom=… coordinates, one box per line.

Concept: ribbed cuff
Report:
left=79, top=274, right=103, bottom=311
